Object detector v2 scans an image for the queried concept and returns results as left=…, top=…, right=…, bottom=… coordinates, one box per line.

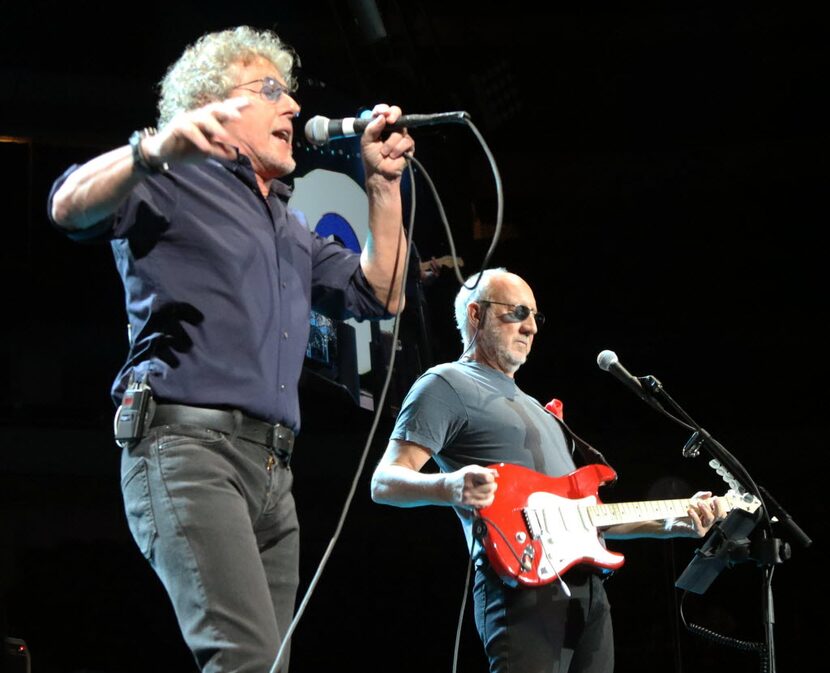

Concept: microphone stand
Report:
left=633, top=374, right=811, bottom=673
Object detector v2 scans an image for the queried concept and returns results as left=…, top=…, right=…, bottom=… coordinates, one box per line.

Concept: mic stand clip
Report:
left=635, top=374, right=668, bottom=412
left=637, top=373, right=663, bottom=395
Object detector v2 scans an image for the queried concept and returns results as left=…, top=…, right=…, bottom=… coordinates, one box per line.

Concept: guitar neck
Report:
left=588, top=497, right=730, bottom=528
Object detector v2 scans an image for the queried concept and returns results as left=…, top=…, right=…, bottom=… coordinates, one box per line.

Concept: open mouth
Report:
left=272, top=129, right=291, bottom=143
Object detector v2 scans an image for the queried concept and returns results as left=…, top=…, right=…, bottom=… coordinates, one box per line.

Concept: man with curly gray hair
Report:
left=48, top=24, right=414, bottom=673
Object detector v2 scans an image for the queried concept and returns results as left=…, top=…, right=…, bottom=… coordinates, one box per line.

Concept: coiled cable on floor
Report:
left=678, top=590, right=768, bottom=672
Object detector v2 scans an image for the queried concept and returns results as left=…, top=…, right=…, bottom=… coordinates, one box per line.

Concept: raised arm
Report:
left=358, top=104, right=415, bottom=314
left=371, top=439, right=498, bottom=510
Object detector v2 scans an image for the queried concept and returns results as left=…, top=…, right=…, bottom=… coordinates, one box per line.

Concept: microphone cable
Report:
left=267, top=157, right=418, bottom=673
left=386, top=115, right=509, bottom=673
left=270, top=110, right=508, bottom=673
left=451, top=531, right=477, bottom=673
left=404, top=115, right=504, bottom=293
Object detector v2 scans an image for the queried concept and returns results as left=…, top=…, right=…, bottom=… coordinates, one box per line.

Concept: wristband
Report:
left=128, top=128, right=169, bottom=174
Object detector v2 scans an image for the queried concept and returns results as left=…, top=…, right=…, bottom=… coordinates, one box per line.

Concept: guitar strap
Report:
left=546, top=409, right=618, bottom=484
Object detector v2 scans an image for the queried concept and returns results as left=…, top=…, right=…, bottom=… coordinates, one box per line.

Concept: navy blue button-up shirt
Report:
left=48, top=155, right=390, bottom=432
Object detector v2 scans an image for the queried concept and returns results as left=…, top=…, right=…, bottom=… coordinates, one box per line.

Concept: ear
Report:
left=468, top=302, right=483, bottom=329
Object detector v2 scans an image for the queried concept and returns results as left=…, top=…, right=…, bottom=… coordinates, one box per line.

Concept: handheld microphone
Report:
left=596, top=350, right=651, bottom=403
left=304, top=111, right=470, bottom=146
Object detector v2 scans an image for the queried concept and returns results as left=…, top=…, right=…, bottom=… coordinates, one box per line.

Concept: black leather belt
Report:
left=149, top=403, right=295, bottom=459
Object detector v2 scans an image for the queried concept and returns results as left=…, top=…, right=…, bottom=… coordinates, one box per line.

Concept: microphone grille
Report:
left=304, top=116, right=330, bottom=146
left=596, top=350, right=618, bottom=371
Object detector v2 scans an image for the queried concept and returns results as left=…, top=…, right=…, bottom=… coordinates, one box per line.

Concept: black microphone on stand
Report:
left=596, top=349, right=669, bottom=413
left=304, top=111, right=470, bottom=146
left=596, top=350, right=649, bottom=401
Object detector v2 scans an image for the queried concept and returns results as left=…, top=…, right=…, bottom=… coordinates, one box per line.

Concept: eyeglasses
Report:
left=480, top=300, right=545, bottom=327
left=232, top=77, right=293, bottom=103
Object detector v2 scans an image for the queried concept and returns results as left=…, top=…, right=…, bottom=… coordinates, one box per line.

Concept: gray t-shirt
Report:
left=390, top=360, right=581, bottom=554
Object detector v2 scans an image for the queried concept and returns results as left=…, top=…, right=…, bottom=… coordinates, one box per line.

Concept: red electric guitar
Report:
left=476, top=462, right=762, bottom=587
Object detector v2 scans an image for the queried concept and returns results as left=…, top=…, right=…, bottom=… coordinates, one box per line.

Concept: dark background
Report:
left=1, top=1, right=826, bottom=672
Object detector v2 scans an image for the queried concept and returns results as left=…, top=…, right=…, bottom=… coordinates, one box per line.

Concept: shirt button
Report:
left=282, top=331, right=288, bottom=339
left=282, top=282, right=287, bottom=288
left=280, top=384, right=286, bottom=391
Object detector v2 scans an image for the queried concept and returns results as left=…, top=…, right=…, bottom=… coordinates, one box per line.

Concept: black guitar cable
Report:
left=474, top=515, right=529, bottom=571
left=678, top=590, right=769, bottom=672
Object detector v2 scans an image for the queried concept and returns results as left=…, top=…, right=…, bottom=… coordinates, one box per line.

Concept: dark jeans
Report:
left=120, top=424, right=300, bottom=673
left=474, top=564, right=614, bottom=673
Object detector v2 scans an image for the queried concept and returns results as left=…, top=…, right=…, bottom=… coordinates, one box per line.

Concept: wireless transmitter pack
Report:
left=114, top=375, right=153, bottom=448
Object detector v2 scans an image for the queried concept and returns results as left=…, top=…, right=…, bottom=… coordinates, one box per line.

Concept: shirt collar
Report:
left=462, top=360, right=518, bottom=400
left=215, top=151, right=294, bottom=200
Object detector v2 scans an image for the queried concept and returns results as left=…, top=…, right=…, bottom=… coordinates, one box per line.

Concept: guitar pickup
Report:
left=522, top=508, right=543, bottom=539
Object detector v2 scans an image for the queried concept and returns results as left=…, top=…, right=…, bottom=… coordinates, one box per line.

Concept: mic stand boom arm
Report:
left=635, top=374, right=810, bottom=673
left=638, top=374, right=762, bottom=503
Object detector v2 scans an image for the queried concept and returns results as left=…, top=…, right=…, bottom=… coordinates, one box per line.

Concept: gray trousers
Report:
left=120, top=424, right=299, bottom=673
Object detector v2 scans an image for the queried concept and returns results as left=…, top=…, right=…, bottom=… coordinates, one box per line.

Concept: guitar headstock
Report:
left=723, top=490, right=763, bottom=514
left=708, top=458, right=763, bottom=514
left=710, top=459, right=745, bottom=493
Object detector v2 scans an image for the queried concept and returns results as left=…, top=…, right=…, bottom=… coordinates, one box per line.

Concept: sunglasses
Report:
left=480, top=300, right=545, bottom=327
left=232, top=76, right=293, bottom=103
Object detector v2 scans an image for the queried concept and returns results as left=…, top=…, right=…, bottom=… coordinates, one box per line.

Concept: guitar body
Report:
left=476, top=461, right=761, bottom=588
left=477, top=462, right=622, bottom=587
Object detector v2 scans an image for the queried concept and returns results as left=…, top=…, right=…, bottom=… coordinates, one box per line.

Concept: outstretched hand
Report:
left=142, top=97, right=251, bottom=166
